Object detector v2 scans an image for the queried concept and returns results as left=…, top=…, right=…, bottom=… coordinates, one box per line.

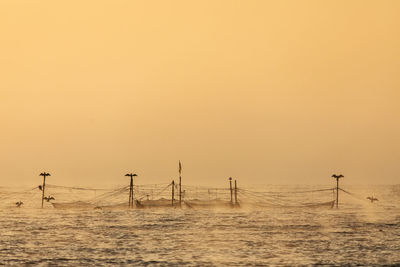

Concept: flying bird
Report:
left=367, top=196, right=378, bottom=203
left=332, top=174, right=344, bottom=179
left=43, top=196, right=55, bottom=202
left=16, top=201, right=23, bottom=207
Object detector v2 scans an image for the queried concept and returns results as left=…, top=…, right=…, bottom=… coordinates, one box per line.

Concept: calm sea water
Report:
left=0, top=185, right=399, bottom=266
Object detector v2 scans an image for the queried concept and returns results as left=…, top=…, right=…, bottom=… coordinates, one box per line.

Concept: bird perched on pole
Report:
left=332, top=174, right=344, bottom=179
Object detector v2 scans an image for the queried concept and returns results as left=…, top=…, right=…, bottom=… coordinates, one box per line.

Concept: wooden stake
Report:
left=178, top=161, right=182, bottom=206
left=172, top=180, right=175, bottom=207
left=131, top=180, right=134, bottom=208
left=125, top=173, right=138, bottom=208
left=129, top=177, right=133, bottom=208
left=39, top=172, right=51, bottom=208
left=229, top=177, right=233, bottom=204
left=179, top=176, right=182, bottom=206
left=336, top=179, right=339, bottom=208
left=234, top=179, right=238, bottom=206
left=42, top=177, right=46, bottom=208
left=332, top=174, right=344, bottom=209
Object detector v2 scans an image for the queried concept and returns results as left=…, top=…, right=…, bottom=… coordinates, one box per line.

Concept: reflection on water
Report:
left=0, top=185, right=399, bottom=266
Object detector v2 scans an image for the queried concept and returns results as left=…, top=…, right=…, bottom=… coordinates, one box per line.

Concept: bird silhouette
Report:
left=16, top=201, right=23, bottom=207
left=367, top=196, right=378, bottom=203
left=38, top=185, right=42, bottom=191
left=43, top=196, right=55, bottom=202
left=332, top=174, right=344, bottom=179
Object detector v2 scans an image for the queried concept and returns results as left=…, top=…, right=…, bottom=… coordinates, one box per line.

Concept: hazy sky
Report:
left=1, top=1, right=399, bottom=187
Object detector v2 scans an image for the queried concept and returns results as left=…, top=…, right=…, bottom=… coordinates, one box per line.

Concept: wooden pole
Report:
left=131, top=178, right=134, bottom=208
left=234, top=179, right=238, bottom=206
left=229, top=177, right=233, bottom=204
left=172, top=180, right=175, bottom=207
left=39, top=172, right=50, bottom=208
left=42, top=176, right=46, bottom=208
left=336, top=178, right=339, bottom=209
left=125, top=173, right=138, bottom=209
left=129, top=177, right=133, bottom=208
left=179, top=176, right=182, bottom=206
left=331, top=174, right=343, bottom=209
left=178, top=161, right=182, bottom=206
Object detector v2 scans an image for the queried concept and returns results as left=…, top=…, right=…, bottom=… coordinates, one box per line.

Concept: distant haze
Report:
left=1, top=1, right=399, bottom=187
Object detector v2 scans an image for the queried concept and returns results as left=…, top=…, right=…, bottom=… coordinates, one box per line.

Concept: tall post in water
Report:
left=178, top=161, right=182, bottom=206
left=172, top=180, right=175, bottom=207
left=39, top=172, right=51, bottom=208
left=125, top=173, right=138, bottom=208
left=234, top=179, right=238, bottom=206
left=179, top=176, right=182, bottom=206
left=229, top=177, right=233, bottom=204
left=129, top=177, right=132, bottom=207
left=332, top=174, right=344, bottom=208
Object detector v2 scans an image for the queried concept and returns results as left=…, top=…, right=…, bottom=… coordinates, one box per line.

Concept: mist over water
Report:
left=1, top=185, right=399, bottom=266
left=1, top=1, right=399, bottom=266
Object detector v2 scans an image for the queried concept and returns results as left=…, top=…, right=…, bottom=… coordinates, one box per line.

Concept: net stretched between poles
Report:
left=2, top=183, right=339, bottom=209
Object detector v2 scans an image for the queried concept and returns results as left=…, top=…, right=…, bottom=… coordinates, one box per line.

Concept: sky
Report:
left=1, top=1, right=399, bottom=187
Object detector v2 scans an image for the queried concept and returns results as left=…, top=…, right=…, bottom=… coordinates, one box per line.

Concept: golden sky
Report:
left=1, top=1, right=399, bottom=186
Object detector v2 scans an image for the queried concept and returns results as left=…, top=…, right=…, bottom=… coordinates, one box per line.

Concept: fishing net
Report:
left=236, top=187, right=336, bottom=208
left=1, top=182, right=343, bottom=210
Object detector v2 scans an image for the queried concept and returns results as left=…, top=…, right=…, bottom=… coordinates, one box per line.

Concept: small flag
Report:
left=179, top=160, right=182, bottom=175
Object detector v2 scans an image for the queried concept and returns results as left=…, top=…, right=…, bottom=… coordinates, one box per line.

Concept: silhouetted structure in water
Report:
left=179, top=161, right=182, bottom=206
left=332, top=174, right=344, bottom=208
left=171, top=180, right=175, bottom=207
left=229, top=177, right=233, bottom=205
left=125, top=173, right=137, bottom=208
left=28, top=168, right=342, bottom=210
left=39, top=172, right=51, bottom=208
left=234, top=179, right=239, bottom=207
left=44, top=180, right=337, bottom=210
left=0, top=167, right=355, bottom=210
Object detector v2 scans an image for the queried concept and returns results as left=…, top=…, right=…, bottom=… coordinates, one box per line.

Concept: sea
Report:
left=0, top=184, right=399, bottom=266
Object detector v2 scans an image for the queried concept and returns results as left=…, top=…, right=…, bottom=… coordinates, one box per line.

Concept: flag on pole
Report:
left=179, top=160, right=182, bottom=175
